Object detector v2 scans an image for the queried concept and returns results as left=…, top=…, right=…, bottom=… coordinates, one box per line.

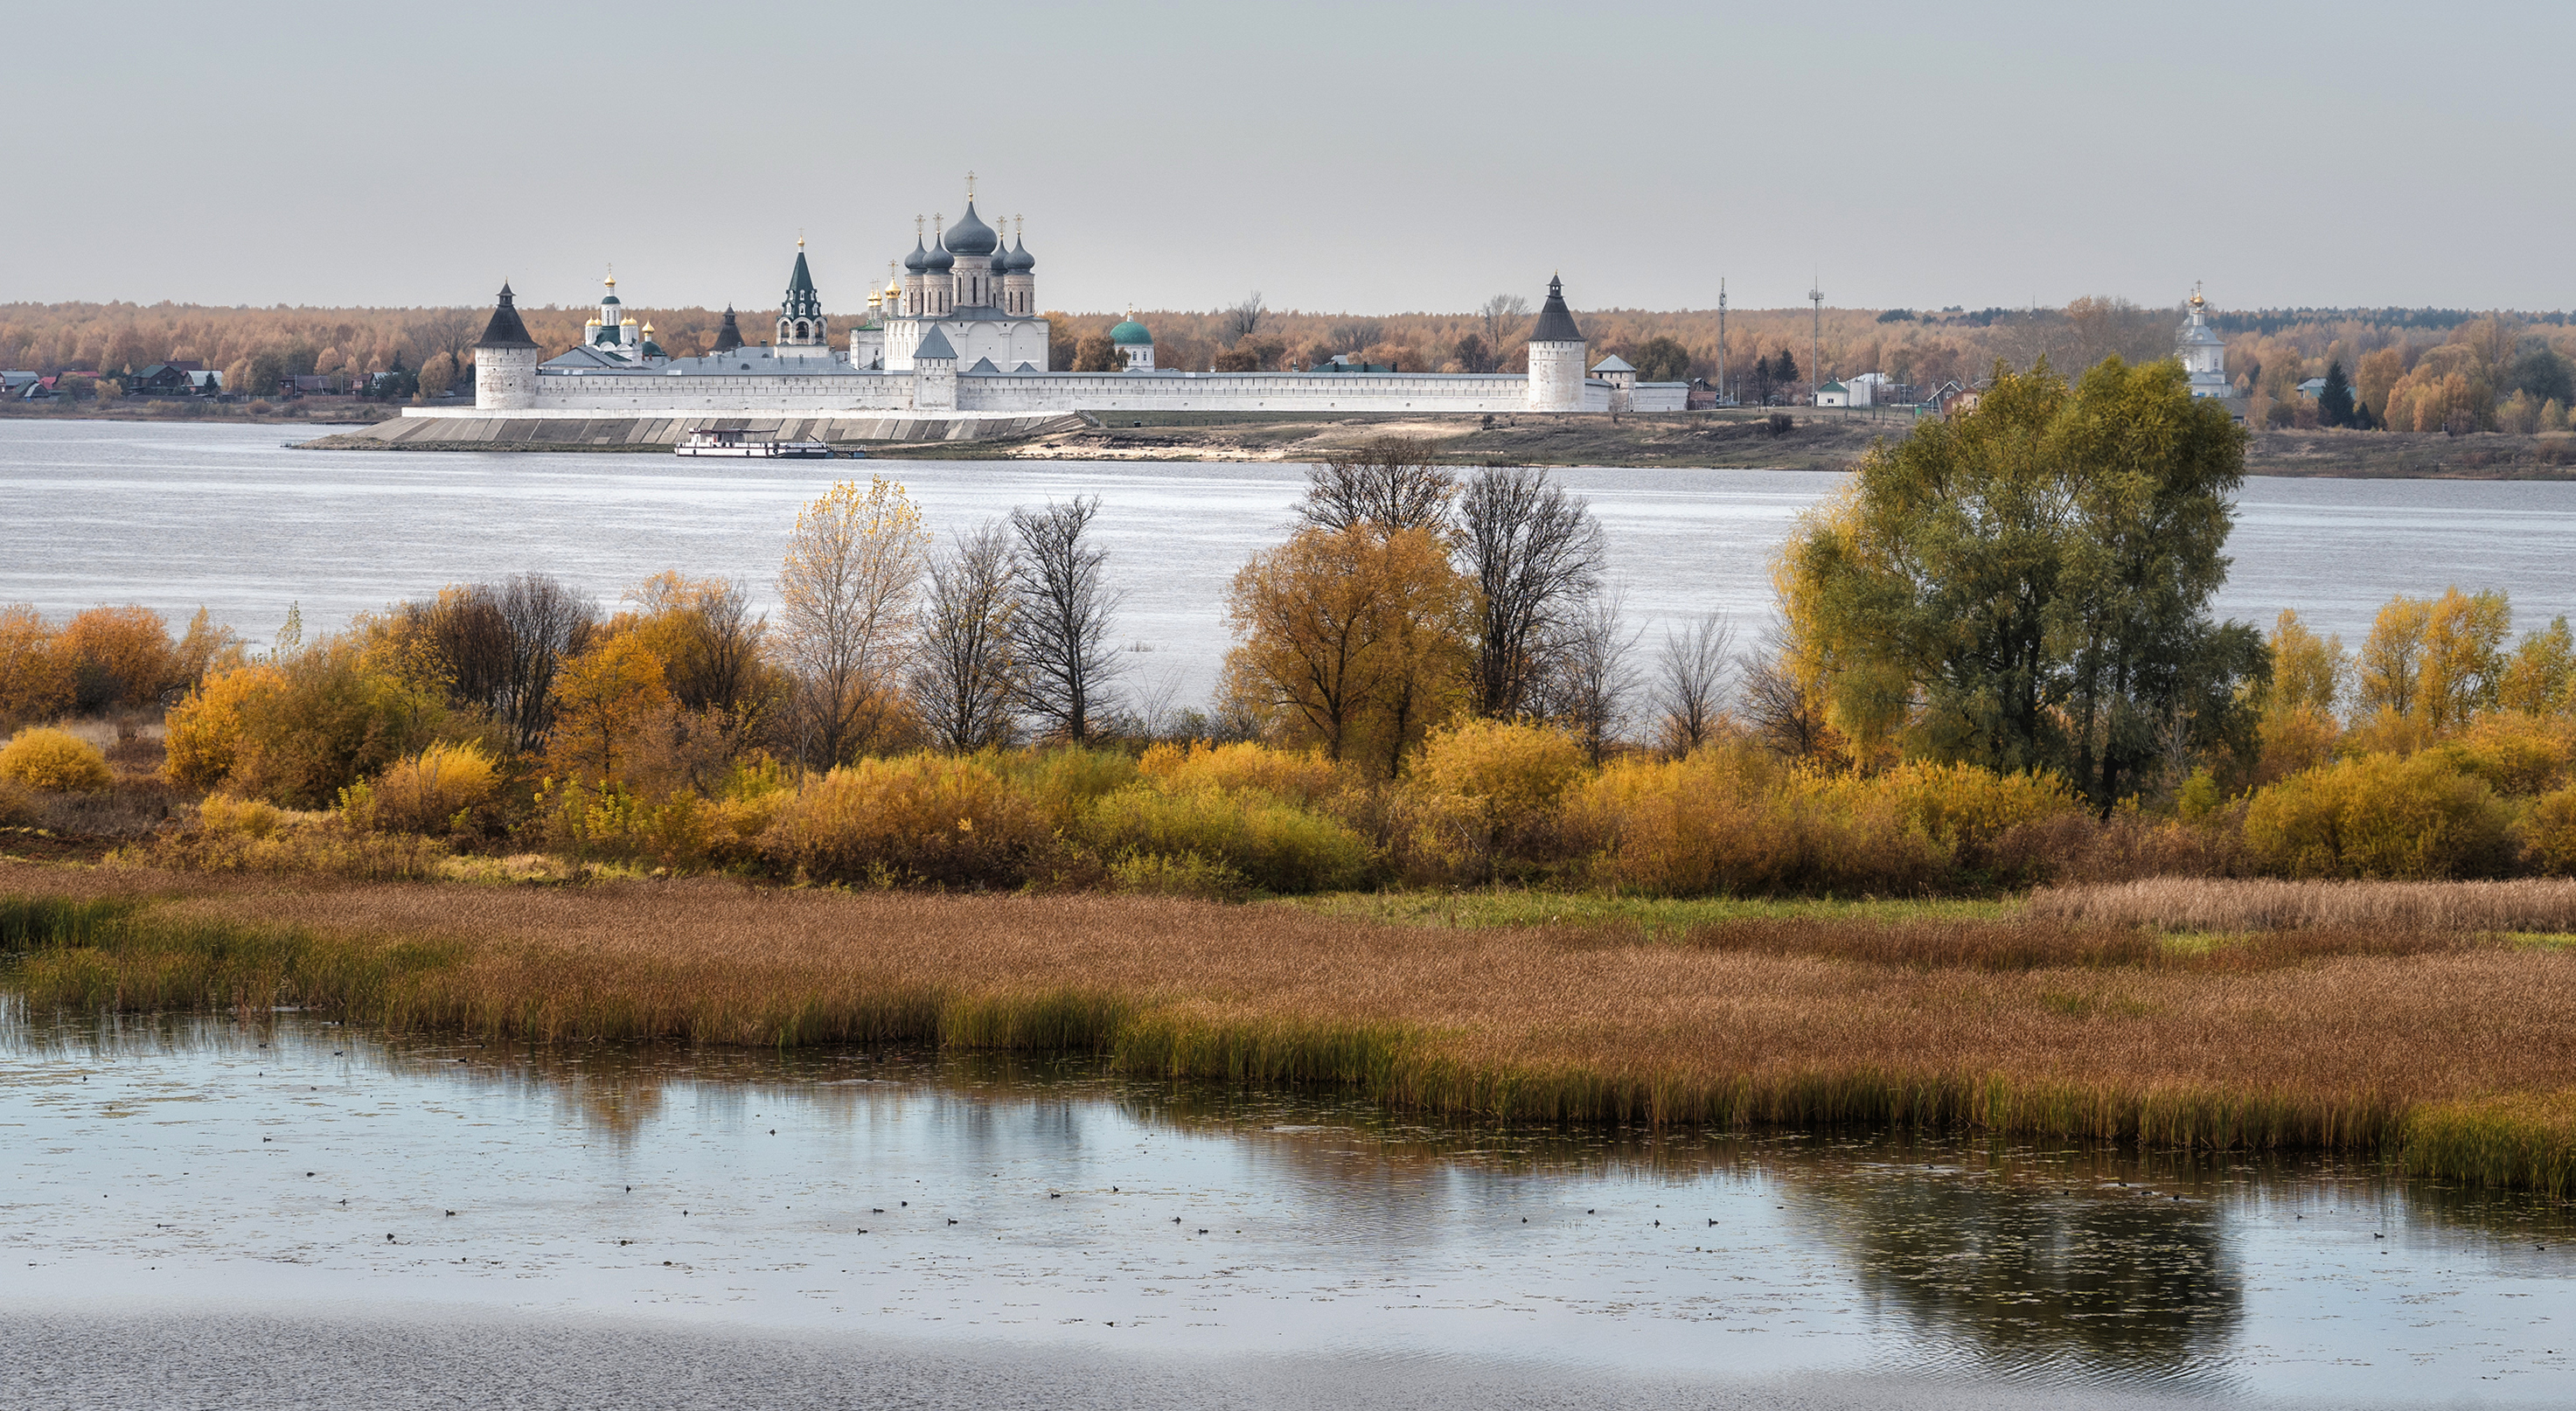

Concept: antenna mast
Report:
left=1808, top=277, right=1823, bottom=409
left=1717, top=278, right=1728, bottom=407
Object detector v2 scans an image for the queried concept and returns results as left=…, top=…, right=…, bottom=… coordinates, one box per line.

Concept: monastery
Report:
left=443, top=184, right=1685, bottom=427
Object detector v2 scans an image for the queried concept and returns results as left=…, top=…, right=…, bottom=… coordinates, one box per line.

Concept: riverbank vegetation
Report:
left=6, top=867, right=2575, bottom=1192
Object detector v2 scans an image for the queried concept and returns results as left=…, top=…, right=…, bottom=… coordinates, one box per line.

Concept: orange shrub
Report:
left=344, top=742, right=499, bottom=834
left=59, top=605, right=178, bottom=712
left=163, top=664, right=282, bottom=789
left=0, top=603, right=74, bottom=726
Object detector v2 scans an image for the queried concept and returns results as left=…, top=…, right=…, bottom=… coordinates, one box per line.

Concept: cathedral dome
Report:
left=943, top=201, right=998, bottom=258
left=1110, top=316, right=1152, bottom=346
left=924, top=233, right=955, bottom=273
left=1006, top=235, right=1034, bottom=273
left=902, top=239, right=929, bottom=275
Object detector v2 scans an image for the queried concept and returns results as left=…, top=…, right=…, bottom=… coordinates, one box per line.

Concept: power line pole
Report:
left=1716, top=277, right=1728, bottom=407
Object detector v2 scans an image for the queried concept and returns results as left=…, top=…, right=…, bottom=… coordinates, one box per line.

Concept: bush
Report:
left=1563, top=744, right=1951, bottom=897
left=2429, top=714, right=2576, bottom=797
left=2245, top=753, right=2515, bottom=879
left=162, top=646, right=448, bottom=807
left=132, top=794, right=446, bottom=880
left=759, top=754, right=1054, bottom=887
left=1400, top=719, right=1586, bottom=879
left=1107, top=850, right=1251, bottom=902
left=1083, top=785, right=1371, bottom=894
left=344, top=741, right=498, bottom=834
left=1138, top=740, right=1340, bottom=804
left=0, top=778, right=37, bottom=827
left=994, top=746, right=1138, bottom=830
left=0, top=727, right=113, bottom=792
left=59, top=605, right=178, bottom=712
left=1821, top=760, right=2081, bottom=870
left=2521, top=787, right=2576, bottom=876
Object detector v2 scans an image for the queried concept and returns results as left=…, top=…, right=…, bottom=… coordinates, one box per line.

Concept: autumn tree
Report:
left=0, top=604, right=73, bottom=726
left=59, top=605, right=179, bottom=712
left=780, top=477, right=929, bottom=767
left=620, top=572, right=769, bottom=719
left=1222, top=292, right=1266, bottom=345
left=545, top=635, right=672, bottom=789
left=2414, top=587, right=2511, bottom=729
left=1454, top=465, right=1606, bottom=720
left=1223, top=525, right=1468, bottom=771
left=1007, top=497, right=1121, bottom=744
left=2355, top=594, right=2432, bottom=722
left=417, top=352, right=457, bottom=400
left=495, top=574, right=598, bottom=753
left=909, top=522, right=1019, bottom=753
left=1552, top=588, right=1641, bottom=764
left=2499, top=616, right=2576, bottom=716
left=1780, top=358, right=2260, bottom=809
left=1071, top=335, right=1120, bottom=372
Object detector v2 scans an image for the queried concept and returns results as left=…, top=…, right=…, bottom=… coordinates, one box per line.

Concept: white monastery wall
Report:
left=529, top=372, right=913, bottom=413
left=958, top=372, right=1532, bottom=414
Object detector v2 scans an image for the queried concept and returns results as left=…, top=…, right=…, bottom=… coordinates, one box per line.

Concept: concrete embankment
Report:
left=298, top=413, right=1093, bottom=453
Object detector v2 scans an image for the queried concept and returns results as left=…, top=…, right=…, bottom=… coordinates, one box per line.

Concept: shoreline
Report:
left=8, top=863, right=2574, bottom=1192
left=9, top=408, right=2574, bottom=476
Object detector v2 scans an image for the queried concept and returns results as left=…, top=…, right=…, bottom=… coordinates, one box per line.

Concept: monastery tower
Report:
left=470, top=282, right=540, bottom=409
left=1524, top=275, right=1587, bottom=412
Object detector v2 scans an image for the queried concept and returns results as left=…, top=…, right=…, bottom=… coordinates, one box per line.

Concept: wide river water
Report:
left=8, top=419, right=2576, bottom=706
left=5, top=1010, right=2574, bottom=1409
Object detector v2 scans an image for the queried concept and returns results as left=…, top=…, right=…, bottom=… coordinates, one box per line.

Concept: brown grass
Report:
left=9, top=858, right=2576, bottom=1184
left=2031, top=878, right=2576, bottom=934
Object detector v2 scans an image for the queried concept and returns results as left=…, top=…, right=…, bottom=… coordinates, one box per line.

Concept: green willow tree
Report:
left=1780, top=356, right=2265, bottom=810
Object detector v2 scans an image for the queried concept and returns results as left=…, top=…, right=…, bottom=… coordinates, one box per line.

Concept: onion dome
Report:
left=600, top=266, right=620, bottom=306
left=1109, top=312, right=1152, bottom=346
left=1529, top=275, right=1584, bottom=344
left=943, top=200, right=998, bottom=258
left=639, top=323, right=665, bottom=358
left=988, top=242, right=1009, bottom=277
left=923, top=222, right=955, bottom=273
left=1006, top=235, right=1034, bottom=274
left=902, top=238, right=929, bottom=275
left=474, top=283, right=537, bottom=350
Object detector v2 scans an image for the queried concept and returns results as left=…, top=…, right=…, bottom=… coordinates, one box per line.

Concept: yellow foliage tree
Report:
left=59, top=604, right=178, bottom=712
left=0, top=604, right=74, bottom=726
left=2499, top=616, right=2576, bottom=716
left=1222, top=525, right=1469, bottom=773
left=545, top=635, right=672, bottom=789
left=2414, top=587, right=2511, bottom=730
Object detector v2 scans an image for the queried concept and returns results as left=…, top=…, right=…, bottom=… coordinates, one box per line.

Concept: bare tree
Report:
left=1008, top=497, right=1124, bottom=744
left=1651, top=612, right=1735, bottom=756
left=493, top=573, right=598, bottom=753
left=1455, top=465, right=1605, bottom=719
left=909, top=522, right=1020, bottom=753
left=1222, top=291, right=1266, bottom=346
left=1555, top=587, right=1643, bottom=765
left=682, top=578, right=768, bottom=719
left=1738, top=621, right=1835, bottom=761
left=1479, top=293, right=1530, bottom=351
left=1295, top=436, right=1458, bottom=536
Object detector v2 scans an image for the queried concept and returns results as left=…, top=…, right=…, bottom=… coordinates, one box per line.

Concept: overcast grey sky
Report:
left=6, top=2, right=2568, bottom=315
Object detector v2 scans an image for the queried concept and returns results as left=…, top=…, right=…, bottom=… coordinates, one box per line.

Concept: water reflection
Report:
left=10, top=1010, right=2576, bottom=1401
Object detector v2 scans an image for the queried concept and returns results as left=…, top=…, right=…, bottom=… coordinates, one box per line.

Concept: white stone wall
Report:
left=959, top=372, right=1531, bottom=414
left=526, top=372, right=912, bottom=413
left=1631, top=382, right=1688, bottom=413
left=1527, top=340, right=1586, bottom=411
left=475, top=347, right=540, bottom=409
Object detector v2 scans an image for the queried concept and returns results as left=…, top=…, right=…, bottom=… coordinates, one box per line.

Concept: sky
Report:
left=4, top=2, right=2570, bottom=316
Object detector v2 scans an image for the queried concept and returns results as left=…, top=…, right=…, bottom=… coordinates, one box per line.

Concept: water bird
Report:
left=769, top=1129, right=776, bottom=1135
left=385, top=1234, right=394, bottom=1242
left=619, top=1240, right=630, bottom=1245
left=2375, top=1233, right=2385, bottom=1239
left=306, top=1171, right=315, bottom=1178
left=1050, top=1192, right=1061, bottom=1199
left=1708, top=1219, right=1717, bottom=1227
left=873, top=1208, right=885, bottom=1213
left=948, top=1219, right=958, bottom=1226
left=1197, top=1228, right=1208, bottom=1234
left=1586, top=1209, right=1595, bottom=1215
left=1173, top=1217, right=1182, bottom=1224
left=445, top=1210, right=456, bottom=1217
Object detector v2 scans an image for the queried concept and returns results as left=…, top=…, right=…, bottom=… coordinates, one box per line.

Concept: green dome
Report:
left=1109, top=318, right=1152, bottom=345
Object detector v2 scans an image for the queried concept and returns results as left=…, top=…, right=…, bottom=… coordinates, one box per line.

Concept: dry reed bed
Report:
left=6, top=859, right=2576, bottom=1192
left=2030, top=878, right=2576, bottom=935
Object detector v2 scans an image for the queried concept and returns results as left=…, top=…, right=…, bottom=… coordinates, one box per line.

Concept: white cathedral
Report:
left=457, top=183, right=1667, bottom=422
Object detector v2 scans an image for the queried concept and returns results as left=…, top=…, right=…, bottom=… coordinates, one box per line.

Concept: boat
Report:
left=675, top=427, right=846, bottom=458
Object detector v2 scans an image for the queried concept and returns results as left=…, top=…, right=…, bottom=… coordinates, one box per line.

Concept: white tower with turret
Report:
left=2179, top=284, right=2229, bottom=398
left=471, top=282, right=540, bottom=409
left=1524, top=275, right=1586, bottom=413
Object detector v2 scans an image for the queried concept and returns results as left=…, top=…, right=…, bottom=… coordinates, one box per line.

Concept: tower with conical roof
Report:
left=471, top=282, right=540, bottom=409
left=712, top=305, right=743, bottom=355
left=1524, top=275, right=1587, bottom=412
left=777, top=236, right=829, bottom=351
left=2177, top=284, right=2229, bottom=398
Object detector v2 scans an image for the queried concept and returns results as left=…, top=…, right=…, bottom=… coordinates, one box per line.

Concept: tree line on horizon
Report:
left=3, top=295, right=2571, bottom=434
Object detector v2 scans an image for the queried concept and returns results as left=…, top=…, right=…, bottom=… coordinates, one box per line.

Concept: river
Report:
left=6, top=419, right=2576, bottom=707
left=5, top=1010, right=2573, bottom=1409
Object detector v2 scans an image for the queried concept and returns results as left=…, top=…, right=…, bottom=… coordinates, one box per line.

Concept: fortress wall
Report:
left=527, top=372, right=914, bottom=414
left=959, top=372, right=1532, bottom=414
left=343, top=413, right=1088, bottom=449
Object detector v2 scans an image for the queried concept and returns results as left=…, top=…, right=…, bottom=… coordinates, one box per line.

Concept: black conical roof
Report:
left=474, top=282, right=537, bottom=349
left=1530, top=275, right=1583, bottom=344
left=712, top=306, right=743, bottom=354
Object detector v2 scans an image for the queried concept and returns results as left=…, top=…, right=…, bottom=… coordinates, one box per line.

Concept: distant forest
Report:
left=4, top=295, right=2571, bottom=434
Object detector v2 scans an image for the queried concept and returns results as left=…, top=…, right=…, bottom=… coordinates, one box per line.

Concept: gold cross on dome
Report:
left=966, top=170, right=976, bottom=201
